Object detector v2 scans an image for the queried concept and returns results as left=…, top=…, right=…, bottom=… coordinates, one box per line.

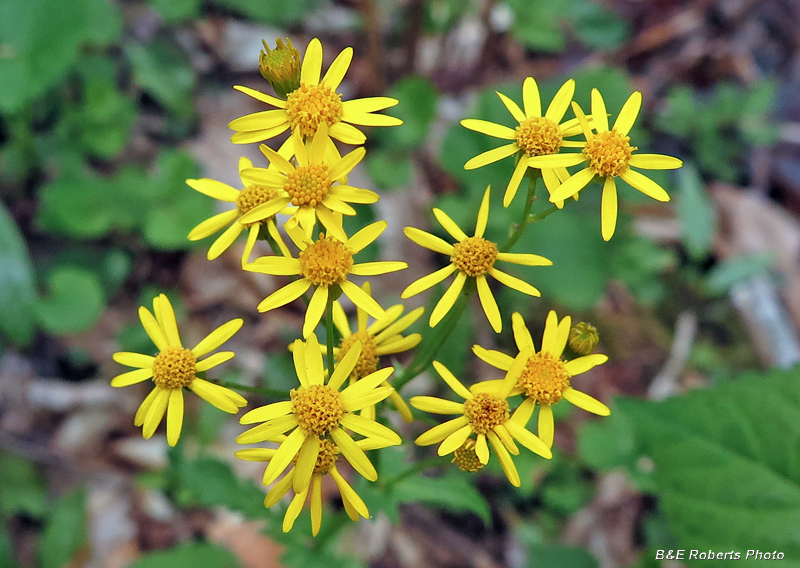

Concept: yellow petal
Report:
left=628, top=154, right=683, bottom=170
left=487, top=430, right=520, bottom=487
left=328, top=121, right=366, bottom=145
left=375, top=334, right=421, bottom=355
left=234, top=448, right=277, bottom=462
left=495, top=251, right=552, bottom=267
left=342, top=112, right=402, bottom=127
left=330, top=427, right=377, bottom=481
left=166, top=389, right=184, bottom=447
left=562, top=387, right=610, bottom=416
left=257, top=279, right=312, bottom=313
left=548, top=167, right=595, bottom=203
left=409, top=396, right=465, bottom=414
left=489, top=268, right=541, bottom=297
left=191, top=318, right=243, bottom=357
left=142, top=388, right=169, bottom=439
left=339, top=413, right=401, bottom=445
left=189, top=378, right=243, bottom=413
left=293, top=435, right=321, bottom=494
left=331, top=184, right=379, bottom=204
left=303, top=286, right=328, bottom=338
left=475, top=433, right=489, bottom=464
left=185, top=178, right=239, bottom=202
left=229, top=109, right=289, bottom=132
left=188, top=209, right=239, bottom=241
left=570, top=101, right=593, bottom=140
left=340, top=367, right=395, bottom=401
left=472, top=345, right=513, bottom=370
left=341, top=280, right=387, bottom=320
left=240, top=400, right=294, bottom=424
left=233, top=85, right=287, bottom=108
left=342, top=96, right=398, bottom=113
left=134, top=387, right=160, bottom=427
left=544, top=79, right=575, bottom=123
left=403, top=227, right=454, bottom=255
left=464, top=143, right=519, bottom=170
left=510, top=397, right=536, bottom=426
left=262, top=427, right=306, bottom=486
left=429, top=272, right=466, bottom=327
left=230, top=124, right=289, bottom=145
left=512, top=312, right=534, bottom=352
left=438, top=424, right=473, bottom=456
left=414, top=416, right=469, bottom=445
left=239, top=196, right=292, bottom=225
left=503, top=157, right=528, bottom=207
left=351, top=261, right=408, bottom=276
left=401, top=264, right=456, bottom=299
left=328, top=146, right=366, bottom=181
left=195, top=351, right=234, bottom=372
left=346, top=220, right=386, bottom=253
left=522, top=76, right=541, bottom=118
left=601, top=175, right=618, bottom=242
left=259, top=143, right=295, bottom=175
left=322, top=46, right=353, bottom=90
left=476, top=275, right=502, bottom=333
left=527, top=153, right=587, bottom=169
left=432, top=208, right=468, bottom=242
left=538, top=403, right=554, bottom=447
left=138, top=306, right=168, bottom=351
left=301, top=37, right=323, bottom=85
left=493, top=423, right=519, bottom=455
left=282, top=490, right=308, bottom=534
left=460, top=119, right=516, bottom=140
left=264, top=471, right=294, bottom=507
left=496, top=91, right=526, bottom=123
left=590, top=88, right=609, bottom=132
left=245, top=256, right=302, bottom=276
left=565, top=354, right=609, bottom=376
left=310, top=474, right=323, bottom=536
left=330, top=465, right=369, bottom=518
left=432, top=360, right=472, bottom=399
left=505, top=419, right=551, bottom=458
left=207, top=221, right=244, bottom=260
left=474, top=186, right=491, bottom=238
left=612, top=91, right=642, bottom=135
left=328, top=340, right=362, bottom=392
left=341, top=386, right=395, bottom=412
left=305, top=333, right=325, bottom=386
left=113, top=352, right=155, bottom=369
left=540, top=310, right=559, bottom=355
left=621, top=169, right=671, bottom=202
left=110, top=368, right=153, bottom=388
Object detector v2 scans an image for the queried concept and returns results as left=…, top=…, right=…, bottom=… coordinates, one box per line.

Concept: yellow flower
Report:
left=328, top=281, right=422, bottom=422
left=236, top=335, right=402, bottom=496
left=473, top=311, right=609, bottom=448
left=244, top=221, right=407, bottom=338
left=259, top=38, right=301, bottom=98
left=410, top=354, right=552, bottom=487
left=111, top=294, right=247, bottom=446
left=187, top=155, right=293, bottom=265
left=401, top=186, right=552, bottom=333
left=528, top=89, right=683, bottom=240
left=236, top=437, right=379, bottom=535
left=238, top=126, right=379, bottom=242
left=229, top=37, right=402, bottom=145
left=461, top=78, right=585, bottom=207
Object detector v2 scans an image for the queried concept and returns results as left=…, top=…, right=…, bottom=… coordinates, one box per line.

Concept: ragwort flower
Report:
left=229, top=38, right=402, bottom=145
left=111, top=294, right=247, bottom=446
left=187, top=155, right=292, bottom=265
left=238, top=126, right=379, bottom=242
left=528, top=89, right=683, bottom=240
left=236, top=335, right=401, bottom=494
left=461, top=78, right=586, bottom=207
left=244, top=221, right=407, bottom=338
left=473, top=311, right=609, bottom=448
left=402, top=186, right=552, bottom=333
left=410, top=353, right=552, bottom=487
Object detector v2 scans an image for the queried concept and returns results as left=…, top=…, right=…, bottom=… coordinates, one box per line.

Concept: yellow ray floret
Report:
left=410, top=353, right=551, bottom=487
left=401, top=186, right=551, bottom=333
left=472, top=311, right=610, bottom=448
left=527, top=89, right=683, bottom=241
left=110, top=294, right=247, bottom=446
left=244, top=221, right=407, bottom=338
left=236, top=335, right=402, bottom=500
left=229, top=37, right=402, bottom=146
left=461, top=77, right=587, bottom=207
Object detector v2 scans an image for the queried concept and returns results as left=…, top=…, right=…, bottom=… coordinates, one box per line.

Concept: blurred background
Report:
left=2, top=0, right=800, bottom=566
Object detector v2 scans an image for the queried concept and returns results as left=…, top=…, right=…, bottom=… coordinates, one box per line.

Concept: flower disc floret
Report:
left=337, top=331, right=378, bottom=380
left=519, top=352, right=571, bottom=405
left=464, top=392, right=509, bottom=434
left=451, top=236, right=498, bottom=277
left=453, top=439, right=485, bottom=473
left=291, top=385, right=345, bottom=436
left=152, top=346, right=196, bottom=389
left=515, top=116, right=563, bottom=156
left=237, top=184, right=281, bottom=224
left=284, top=163, right=332, bottom=207
left=313, top=439, right=339, bottom=474
left=285, top=83, right=344, bottom=138
left=298, top=236, right=354, bottom=286
left=583, top=129, right=636, bottom=178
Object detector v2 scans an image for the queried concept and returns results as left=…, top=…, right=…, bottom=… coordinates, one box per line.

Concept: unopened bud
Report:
left=259, top=38, right=301, bottom=98
left=453, top=439, right=485, bottom=473
left=568, top=322, right=600, bottom=355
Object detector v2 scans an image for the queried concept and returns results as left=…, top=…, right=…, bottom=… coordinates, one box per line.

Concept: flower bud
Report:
left=259, top=38, right=301, bottom=98
left=568, top=322, right=600, bottom=355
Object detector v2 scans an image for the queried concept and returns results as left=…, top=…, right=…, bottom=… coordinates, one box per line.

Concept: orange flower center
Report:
left=152, top=346, right=196, bottom=389
left=583, top=129, right=636, bottom=177
left=515, top=116, right=563, bottom=156
left=291, top=384, right=345, bottom=436
left=299, top=235, right=354, bottom=286
left=284, top=163, right=332, bottom=207
left=518, top=352, right=571, bottom=405
left=285, top=83, right=344, bottom=138
left=337, top=331, right=379, bottom=380
left=453, top=438, right=485, bottom=472
left=237, top=184, right=281, bottom=226
left=451, top=236, right=498, bottom=277
left=464, top=392, right=509, bottom=434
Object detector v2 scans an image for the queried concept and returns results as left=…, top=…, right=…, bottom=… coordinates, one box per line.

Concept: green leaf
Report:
left=570, top=1, right=629, bottom=51
left=0, top=452, right=47, bottom=519
left=39, top=489, right=87, bottom=568
left=37, top=266, right=106, bottom=335
left=676, top=164, right=716, bottom=261
left=128, top=542, right=240, bottom=568
left=616, top=368, right=800, bottom=565
left=703, top=254, right=773, bottom=295
left=126, top=41, right=196, bottom=115
left=0, top=204, right=37, bottom=345
left=149, top=0, right=201, bottom=23
left=0, top=523, right=17, bottom=568
left=505, top=0, right=572, bottom=53
left=526, top=544, right=598, bottom=568
left=393, top=470, right=491, bottom=523
left=83, top=0, right=122, bottom=46
left=178, top=457, right=268, bottom=519
left=210, top=0, right=321, bottom=26
left=379, top=76, right=438, bottom=150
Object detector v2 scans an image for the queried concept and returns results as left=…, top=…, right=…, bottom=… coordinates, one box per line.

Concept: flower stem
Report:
left=501, top=175, right=538, bottom=253
left=325, top=294, right=335, bottom=377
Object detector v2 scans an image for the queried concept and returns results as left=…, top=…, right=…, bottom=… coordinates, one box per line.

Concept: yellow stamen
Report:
left=464, top=392, right=509, bottom=434
left=518, top=352, right=571, bottom=405
left=515, top=116, right=563, bottom=156
left=583, top=129, right=636, bottom=177
left=152, top=346, right=196, bottom=389
left=453, top=439, right=485, bottom=472
left=285, top=83, right=344, bottom=138
left=299, top=235, right=354, bottom=286
left=337, top=331, right=378, bottom=380
left=451, top=236, right=498, bottom=277
left=291, top=385, right=345, bottom=436
left=284, top=164, right=332, bottom=207
left=237, top=184, right=281, bottom=226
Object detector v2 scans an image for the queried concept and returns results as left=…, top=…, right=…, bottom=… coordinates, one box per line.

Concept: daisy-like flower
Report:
left=528, top=89, right=683, bottom=240
left=238, top=126, right=379, bottom=242
left=236, top=335, right=401, bottom=494
left=245, top=221, right=407, bottom=338
left=187, top=154, right=293, bottom=265
left=461, top=78, right=586, bottom=207
left=402, top=186, right=552, bottom=333
left=229, top=37, right=402, bottom=146
left=473, top=311, right=609, bottom=448
left=410, top=354, right=552, bottom=487
left=327, top=281, right=422, bottom=422
left=111, top=294, right=247, bottom=446
left=237, top=437, right=379, bottom=535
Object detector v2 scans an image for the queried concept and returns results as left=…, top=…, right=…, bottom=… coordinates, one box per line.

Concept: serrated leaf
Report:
left=37, top=266, right=106, bottom=335
left=616, top=369, right=800, bottom=566
left=0, top=204, right=37, bottom=345
left=39, top=489, right=87, bottom=568
left=676, top=164, right=715, bottom=260
left=128, top=542, right=240, bottom=568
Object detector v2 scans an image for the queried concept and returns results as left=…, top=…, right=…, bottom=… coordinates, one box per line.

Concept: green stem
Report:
left=325, top=293, right=335, bottom=377
left=501, top=175, right=538, bottom=253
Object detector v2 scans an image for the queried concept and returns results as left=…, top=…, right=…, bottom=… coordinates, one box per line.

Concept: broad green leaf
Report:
left=379, top=76, right=438, bottom=150
left=37, top=266, right=106, bottom=335
left=178, top=457, right=268, bottom=519
left=0, top=452, right=47, bottom=518
left=393, top=469, right=491, bottom=523
left=39, top=489, right=87, bottom=568
left=505, top=0, right=571, bottom=52
left=0, top=204, right=36, bottom=345
left=83, top=0, right=122, bottom=46
left=149, top=0, right=201, bottom=23
left=526, top=544, right=598, bottom=568
left=617, top=368, right=800, bottom=566
left=365, top=149, right=413, bottom=191
left=210, top=0, right=320, bottom=26
left=676, top=164, right=716, bottom=261
left=128, top=542, right=240, bottom=568
left=126, top=41, right=196, bottom=114
left=703, top=254, right=773, bottom=295
left=570, top=1, right=629, bottom=51
left=0, top=523, right=16, bottom=568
